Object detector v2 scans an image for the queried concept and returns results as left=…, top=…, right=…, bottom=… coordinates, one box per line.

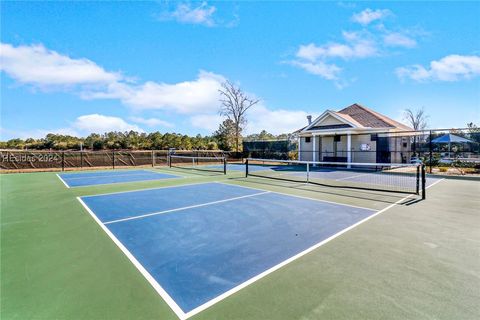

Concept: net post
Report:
left=422, top=164, right=426, bottom=200
left=245, top=159, right=249, bottom=177
left=151, top=150, right=155, bottom=167
left=416, top=165, right=420, bottom=195
left=168, top=154, right=172, bottom=168
left=429, top=130, right=433, bottom=174
left=306, top=162, right=310, bottom=183
left=223, top=157, right=227, bottom=175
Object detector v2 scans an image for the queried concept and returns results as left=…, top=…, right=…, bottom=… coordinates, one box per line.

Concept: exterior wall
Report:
left=319, top=115, right=344, bottom=126
left=389, top=136, right=412, bottom=163
left=351, top=134, right=376, bottom=163
left=298, top=132, right=413, bottom=164
left=299, top=137, right=313, bottom=161
left=320, top=136, right=334, bottom=160
left=337, top=135, right=346, bottom=156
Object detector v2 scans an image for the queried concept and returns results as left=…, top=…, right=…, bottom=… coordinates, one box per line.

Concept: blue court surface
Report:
left=58, top=169, right=180, bottom=188
left=79, top=182, right=377, bottom=316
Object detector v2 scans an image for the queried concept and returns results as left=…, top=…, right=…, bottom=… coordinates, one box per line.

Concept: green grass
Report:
left=1, top=169, right=479, bottom=319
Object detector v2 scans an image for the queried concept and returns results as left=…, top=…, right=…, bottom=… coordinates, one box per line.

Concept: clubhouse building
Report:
left=297, top=103, right=414, bottom=164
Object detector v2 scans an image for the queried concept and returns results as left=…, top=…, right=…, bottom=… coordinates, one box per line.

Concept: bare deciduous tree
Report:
left=403, top=107, right=429, bottom=155
left=218, top=81, right=259, bottom=152
left=403, top=107, right=429, bottom=130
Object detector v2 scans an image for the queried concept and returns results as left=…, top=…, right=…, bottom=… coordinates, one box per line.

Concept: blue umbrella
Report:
left=431, top=133, right=473, bottom=158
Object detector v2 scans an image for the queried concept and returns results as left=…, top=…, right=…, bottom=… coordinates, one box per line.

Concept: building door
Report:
left=376, top=137, right=391, bottom=163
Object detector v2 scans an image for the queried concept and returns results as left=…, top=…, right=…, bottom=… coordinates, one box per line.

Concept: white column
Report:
left=298, top=136, right=301, bottom=161
left=312, top=135, right=317, bottom=163
left=347, top=133, right=352, bottom=168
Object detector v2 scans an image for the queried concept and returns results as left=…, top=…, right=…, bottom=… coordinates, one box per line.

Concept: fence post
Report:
left=422, top=165, right=426, bottom=200
left=245, top=159, right=249, bottom=177
left=62, top=151, right=65, bottom=171
left=152, top=150, right=155, bottom=167
left=429, top=130, right=433, bottom=173
left=416, top=165, right=420, bottom=195
left=80, top=151, right=83, bottom=169
left=112, top=150, right=115, bottom=169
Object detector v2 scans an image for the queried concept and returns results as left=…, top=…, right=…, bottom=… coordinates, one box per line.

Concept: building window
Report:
left=334, top=135, right=341, bottom=142
left=305, top=137, right=311, bottom=143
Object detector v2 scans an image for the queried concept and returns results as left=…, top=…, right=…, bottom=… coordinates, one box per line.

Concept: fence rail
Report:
left=0, top=150, right=228, bottom=172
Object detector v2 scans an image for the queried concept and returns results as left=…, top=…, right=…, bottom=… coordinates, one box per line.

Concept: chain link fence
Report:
left=242, top=128, right=480, bottom=176
left=0, top=150, right=227, bottom=172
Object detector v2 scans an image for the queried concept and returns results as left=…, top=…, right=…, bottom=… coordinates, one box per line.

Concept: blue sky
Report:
left=1, top=1, right=479, bottom=139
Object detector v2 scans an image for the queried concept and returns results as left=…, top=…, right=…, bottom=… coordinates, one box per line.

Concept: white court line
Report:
left=334, top=172, right=370, bottom=181
left=426, top=177, right=445, bottom=189
left=77, top=197, right=188, bottom=320
left=81, top=181, right=223, bottom=198
left=104, top=191, right=270, bottom=225
left=65, top=175, right=182, bottom=189
left=63, top=171, right=170, bottom=181
left=56, top=174, right=70, bottom=188
left=77, top=178, right=444, bottom=319
left=184, top=177, right=447, bottom=318
left=218, top=182, right=376, bottom=212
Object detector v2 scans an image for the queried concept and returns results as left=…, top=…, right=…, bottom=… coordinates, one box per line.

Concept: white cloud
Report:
left=0, top=127, right=80, bottom=140
left=159, top=2, right=217, bottom=26
left=73, top=114, right=144, bottom=134
left=130, top=116, right=174, bottom=128
left=85, top=70, right=225, bottom=114
left=296, top=33, right=378, bottom=61
left=1, top=114, right=146, bottom=139
left=289, top=60, right=341, bottom=80
left=396, top=54, right=480, bottom=82
left=0, top=42, right=232, bottom=136
left=189, top=105, right=312, bottom=135
left=384, top=32, right=417, bottom=48
left=245, top=105, right=312, bottom=135
left=1, top=43, right=225, bottom=115
left=352, top=8, right=391, bottom=25
left=189, top=114, right=224, bottom=132
left=290, top=31, right=377, bottom=85
left=0, top=43, right=120, bottom=87
left=289, top=14, right=423, bottom=86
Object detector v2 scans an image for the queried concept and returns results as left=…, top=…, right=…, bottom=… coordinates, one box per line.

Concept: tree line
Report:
left=1, top=81, right=294, bottom=151
left=0, top=130, right=292, bottom=151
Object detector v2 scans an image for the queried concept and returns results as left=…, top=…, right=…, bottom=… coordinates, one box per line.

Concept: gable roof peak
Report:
left=337, top=103, right=412, bottom=130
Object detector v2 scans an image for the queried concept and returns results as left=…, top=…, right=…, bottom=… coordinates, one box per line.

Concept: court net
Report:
left=245, top=158, right=426, bottom=198
left=169, top=155, right=227, bottom=174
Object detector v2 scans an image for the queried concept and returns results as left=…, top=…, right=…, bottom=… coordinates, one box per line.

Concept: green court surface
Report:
left=1, top=167, right=479, bottom=320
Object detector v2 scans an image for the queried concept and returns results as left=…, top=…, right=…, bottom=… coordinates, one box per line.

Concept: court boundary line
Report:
left=62, top=174, right=183, bottom=189
left=424, top=177, right=445, bottom=189
left=60, top=170, right=175, bottom=181
left=219, top=181, right=377, bottom=212
left=184, top=178, right=447, bottom=318
left=103, top=191, right=270, bottom=225
left=77, top=178, right=446, bottom=319
left=81, top=181, right=372, bottom=212
left=77, top=197, right=188, bottom=320
left=81, top=181, right=224, bottom=198
left=56, top=174, right=70, bottom=188
left=182, top=192, right=413, bottom=319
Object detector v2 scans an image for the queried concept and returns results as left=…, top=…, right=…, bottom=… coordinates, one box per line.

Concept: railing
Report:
left=0, top=150, right=227, bottom=172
